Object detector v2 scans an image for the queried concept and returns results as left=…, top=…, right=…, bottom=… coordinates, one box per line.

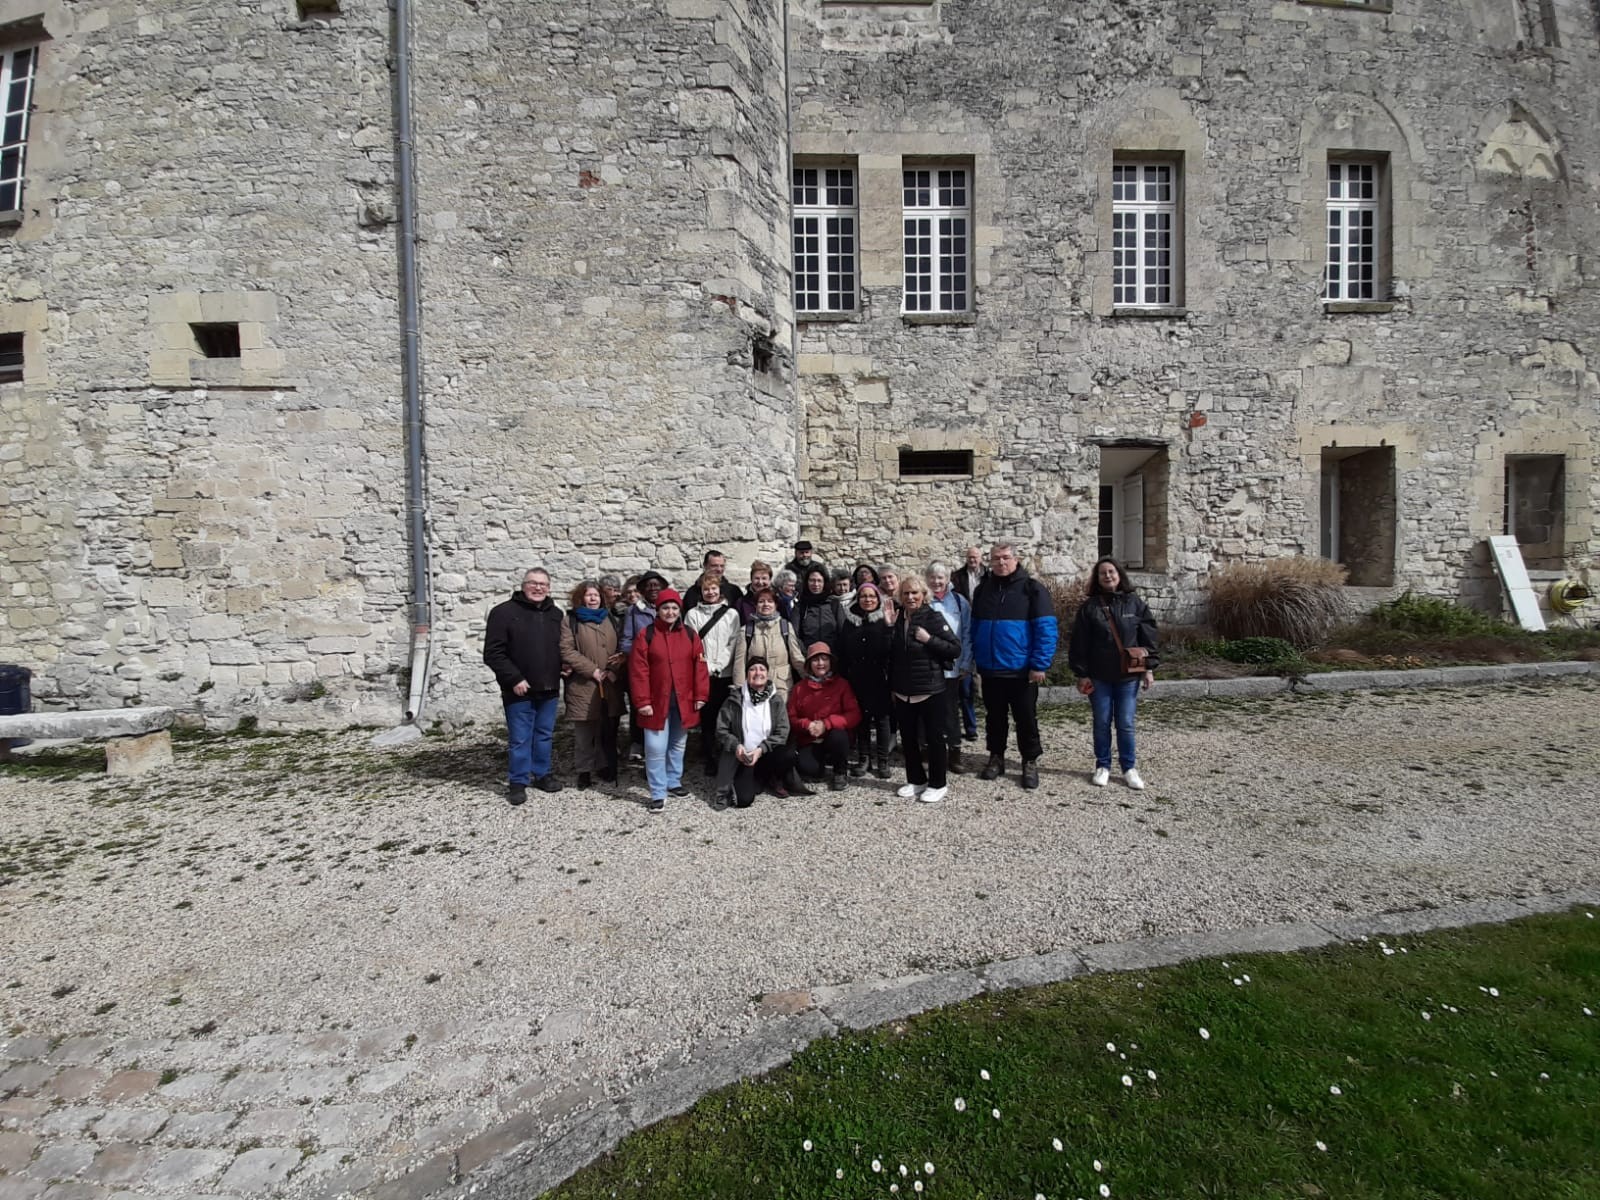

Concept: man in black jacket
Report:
left=483, top=567, right=565, bottom=804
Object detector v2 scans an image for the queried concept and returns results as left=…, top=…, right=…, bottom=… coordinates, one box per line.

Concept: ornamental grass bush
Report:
left=1043, top=574, right=1088, bottom=631
left=1206, top=557, right=1348, bottom=648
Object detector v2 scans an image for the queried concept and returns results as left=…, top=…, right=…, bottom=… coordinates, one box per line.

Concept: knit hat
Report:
left=745, top=655, right=770, bottom=674
left=805, top=641, right=832, bottom=661
left=656, top=588, right=683, bottom=607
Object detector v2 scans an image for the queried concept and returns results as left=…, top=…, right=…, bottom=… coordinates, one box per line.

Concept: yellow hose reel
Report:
left=1549, top=579, right=1593, bottom=615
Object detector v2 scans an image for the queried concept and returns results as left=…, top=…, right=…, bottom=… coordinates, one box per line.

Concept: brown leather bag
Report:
left=1100, top=598, right=1148, bottom=677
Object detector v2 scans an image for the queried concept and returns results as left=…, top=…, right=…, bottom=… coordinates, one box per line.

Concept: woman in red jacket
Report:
left=628, top=588, right=710, bottom=813
left=786, top=642, right=862, bottom=793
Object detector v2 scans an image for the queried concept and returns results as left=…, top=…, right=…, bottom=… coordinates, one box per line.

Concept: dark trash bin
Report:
left=0, top=664, right=32, bottom=751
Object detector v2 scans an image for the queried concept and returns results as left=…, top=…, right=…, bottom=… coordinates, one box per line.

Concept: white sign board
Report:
left=1488, top=535, right=1546, bottom=631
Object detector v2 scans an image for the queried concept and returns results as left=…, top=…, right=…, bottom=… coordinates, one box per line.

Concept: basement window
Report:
left=191, top=323, right=241, bottom=359
left=0, top=331, right=22, bottom=383
left=899, top=448, right=973, bottom=479
left=296, top=0, right=340, bottom=16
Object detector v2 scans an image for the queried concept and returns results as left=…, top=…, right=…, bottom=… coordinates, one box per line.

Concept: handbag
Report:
left=1100, top=598, right=1148, bottom=678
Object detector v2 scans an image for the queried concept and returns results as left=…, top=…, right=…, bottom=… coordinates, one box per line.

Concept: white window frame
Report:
left=792, top=162, right=858, bottom=314
left=1324, top=159, right=1382, bottom=302
left=1112, top=160, right=1178, bottom=309
left=0, top=43, right=38, bottom=214
left=902, top=164, right=971, bottom=313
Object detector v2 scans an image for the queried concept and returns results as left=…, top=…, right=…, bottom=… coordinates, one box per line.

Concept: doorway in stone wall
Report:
left=1094, top=441, right=1169, bottom=572
left=1319, top=445, right=1396, bottom=586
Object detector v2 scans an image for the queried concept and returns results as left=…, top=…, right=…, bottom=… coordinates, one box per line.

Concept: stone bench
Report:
left=0, top=707, right=177, bottom=776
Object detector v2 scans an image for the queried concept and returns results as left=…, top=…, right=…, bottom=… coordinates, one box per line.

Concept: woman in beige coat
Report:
left=741, top=586, right=808, bottom=694
left=560, top=580, right=626, bottom=788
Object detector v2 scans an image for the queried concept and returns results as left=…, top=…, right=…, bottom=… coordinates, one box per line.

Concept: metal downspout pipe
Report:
left=394, top=0, right=431, bottom=721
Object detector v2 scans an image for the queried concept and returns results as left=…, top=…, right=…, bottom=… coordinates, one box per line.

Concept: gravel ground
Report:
left=2, top=678, right=1598, bottom=1196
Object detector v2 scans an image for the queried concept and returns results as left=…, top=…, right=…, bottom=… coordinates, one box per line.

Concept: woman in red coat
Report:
left=786, top=642, right=862, bottom=793
left=628, top=588, right=711, bottom=813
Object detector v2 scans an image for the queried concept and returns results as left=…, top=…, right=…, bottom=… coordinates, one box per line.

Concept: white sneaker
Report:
left=919, top=786, right=948, bottom=804
left=1091, top=767, right=1110, bottom=787
left=1124, top=768, right=1146, bottom=791
left=897, top=783, right=924, bottom=799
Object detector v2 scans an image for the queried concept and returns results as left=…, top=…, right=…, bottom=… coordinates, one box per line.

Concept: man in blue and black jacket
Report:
left=970, top=542, right=1058, bottom=789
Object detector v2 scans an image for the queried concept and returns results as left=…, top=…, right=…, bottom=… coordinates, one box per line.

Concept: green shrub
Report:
left=1207, top=557, right=1348, bottom=648
left=1218, top=636, right=1303, bottom=667
left=1369, top=590, right=1510, bottom=637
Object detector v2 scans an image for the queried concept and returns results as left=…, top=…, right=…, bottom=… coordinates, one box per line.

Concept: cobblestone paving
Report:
left=3, top=680, right=1598, bottom=1198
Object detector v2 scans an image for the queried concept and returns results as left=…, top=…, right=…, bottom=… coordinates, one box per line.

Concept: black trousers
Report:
left=894, top=696, right=948, bottom=788
left=940, top=685, right=963, bottom=754
left=981, top=673, right=1042, bottom=761
left=700, top=676, right=733, bottom=769
left=796, top=727, right=851, bottom=778
left=716, top=744, right=797, bottom=807
left=853, top=713, right=891, bottom=760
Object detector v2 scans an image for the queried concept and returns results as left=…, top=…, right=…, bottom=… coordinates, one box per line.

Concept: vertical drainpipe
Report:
left=394, top=0, right=431, bottom=721
left=780, top=0, right=802, bottom=536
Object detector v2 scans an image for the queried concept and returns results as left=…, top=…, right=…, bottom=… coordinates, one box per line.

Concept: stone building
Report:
left=1, top=0, right=1596, bottom=723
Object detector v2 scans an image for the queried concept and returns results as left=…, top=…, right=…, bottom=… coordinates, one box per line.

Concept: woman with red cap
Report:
left=786, top=641, right=861, bottom=792
left=628, top=588, right=710, bottom=813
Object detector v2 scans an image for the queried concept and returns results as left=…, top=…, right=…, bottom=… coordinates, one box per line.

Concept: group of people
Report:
left=482, top=540, right=1160, bottom=812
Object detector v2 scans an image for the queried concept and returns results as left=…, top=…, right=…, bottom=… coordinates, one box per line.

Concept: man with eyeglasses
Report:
left=484, top=567, right=566, bottom=804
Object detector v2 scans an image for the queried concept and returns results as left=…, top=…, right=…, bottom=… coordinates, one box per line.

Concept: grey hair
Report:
left=598, top=573, right=622, bottom=589
left=521, top=566, right=550, bottom=581
left=924, top=561, right=951, bottom=580
left=876, top=564, right=898, bottom=578
left=990, top=541, right=1018, bottom=556
left=773, top=568, right=798, bottom=588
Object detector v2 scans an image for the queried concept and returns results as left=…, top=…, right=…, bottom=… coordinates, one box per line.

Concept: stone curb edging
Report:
left=1037, top=659, right=1599, bottom=705
left=376, top=887, right=1600, bottom=1200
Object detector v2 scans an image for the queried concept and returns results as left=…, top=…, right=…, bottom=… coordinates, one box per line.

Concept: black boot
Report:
left=947, top=750, right=965, bottom=775
left=872, top=752, right=891, bottom=779
left=577, top=771, right=592, bottom=789
left=829, top=768, right=848, bottom=792
left=978, top=753, right=1004, bottom=781
left=1021, top=759, right=1040, bottom=789
left=784, top=767, right=815, bottom=797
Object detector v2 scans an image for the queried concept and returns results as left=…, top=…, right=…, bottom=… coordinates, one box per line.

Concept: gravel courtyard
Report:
left=3, top=679, right=1599, bottom=1198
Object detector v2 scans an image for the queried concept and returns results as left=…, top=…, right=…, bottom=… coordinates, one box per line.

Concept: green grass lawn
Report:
left=546, top=910, right=1600, bottom=1200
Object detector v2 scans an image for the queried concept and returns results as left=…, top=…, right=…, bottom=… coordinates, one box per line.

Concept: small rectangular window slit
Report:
left=899, top=448, right=974, bottom=478
left=191, top=323, right=241, bottom=359
left=0, top=331, right=22, bottom=383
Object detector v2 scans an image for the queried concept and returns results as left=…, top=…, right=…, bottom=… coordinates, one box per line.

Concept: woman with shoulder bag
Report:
left=1066, top=557, right=1160, bottom=790
left=558, top=579, right=626, bottom=788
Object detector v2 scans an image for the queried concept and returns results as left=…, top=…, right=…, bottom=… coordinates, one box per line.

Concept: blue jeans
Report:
left=643, top=707, right=688, bottom=800
left=959, top=670, right=977, bottom=735
left=504, top=692, right=559, bottom=785
left=1088, top=677, right=1140, bottom=771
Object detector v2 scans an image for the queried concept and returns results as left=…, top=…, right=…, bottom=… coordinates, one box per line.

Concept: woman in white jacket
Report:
left=686, top=575, right=746, bottom=777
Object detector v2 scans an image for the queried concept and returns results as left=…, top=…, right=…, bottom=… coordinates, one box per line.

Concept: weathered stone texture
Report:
left=788, top=0, right=1600, bottom=619
left=1, top=0, right=1597, bottom=721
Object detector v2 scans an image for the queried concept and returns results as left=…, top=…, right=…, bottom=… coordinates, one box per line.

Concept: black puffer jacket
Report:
left=483, top=592, right=565, bottom=700
left=1067, top=591, right=1161, bottom=683
left=795, top=592, right=845, bottom=655
left=889, top=605, right=961, bottom=697
left=838, top=604, right=892, bottom=716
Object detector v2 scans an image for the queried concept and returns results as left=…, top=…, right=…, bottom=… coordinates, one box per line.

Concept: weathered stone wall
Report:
left=0, top=0, right=797, bottom=722
left=405, top=0, right=798, bottom=718
left=0, top=0, right=411, bottom=723
left=787, top=0, right=1600, bottom=621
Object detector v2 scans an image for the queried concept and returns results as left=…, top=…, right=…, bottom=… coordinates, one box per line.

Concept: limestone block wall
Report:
left=0, top=0, right=411, bottom=721
left=405, top=0, right=798, bottom=717
left=787, top=0, right=1600, bottom=618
